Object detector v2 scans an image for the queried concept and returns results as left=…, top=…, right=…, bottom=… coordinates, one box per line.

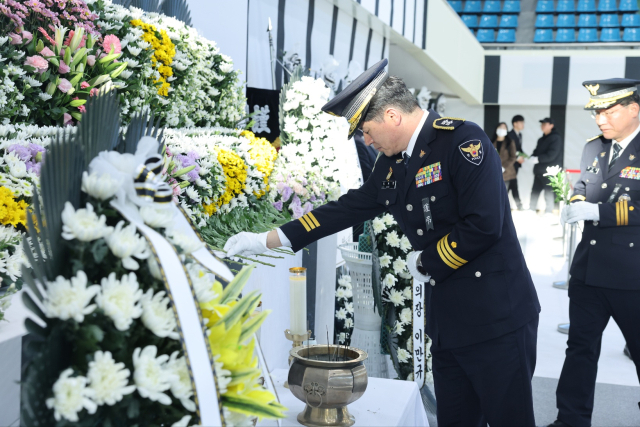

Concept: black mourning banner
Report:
left=245, top=87, right=280, bottom=143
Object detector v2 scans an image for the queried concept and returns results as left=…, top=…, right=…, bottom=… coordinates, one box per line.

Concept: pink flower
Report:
left=90, top=88, right=99, bottom=97
left=8, top=33, right=22, bottom=45
left=101, top=34, right=121, bottom=54
left=38, top=27, right=56, bottom=46
left=24, top=55, right=49, bottom=73
left=63, top=30, right=86, bottom=49
left=78, top=104, right=86, bottom=113
left=40, top=46, right=55, bottom=57
left=57, top=78, right=72, bottom=93
left=86, top=55, right=95, bottom=66
left=58, top=60, right=70, bottom=74
left=80, top=81, right=90, bottom=89
left=21, top=30, right=33, bottom=43
left=63, top=113, right=73, bottom=126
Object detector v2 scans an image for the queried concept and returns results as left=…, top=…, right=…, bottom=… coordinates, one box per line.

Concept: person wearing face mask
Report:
left=492, top=122, right=517, bottom=191
left=508, top=115, right=525, bottom=210
left=529, top=117, right=563, bottom=214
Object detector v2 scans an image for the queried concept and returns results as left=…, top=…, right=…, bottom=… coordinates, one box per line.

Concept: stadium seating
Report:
left=557, top=14, right=577, bottom=27
left=534, top=28, right=554, bottom=41
left=536, top=14, right=555, bottom=27
left=484, top=0, right=502, bottom=13
left=600, top=13, right=620, bottom=27
left=464, top=0, right=483, bottom=13
left=578, top=14, right=598, bottom=27
left=497, top=28, right=517, bottom=42
left=500, top=15, right=519, bottom=27
left=620, top=0, right=640, bottom=11
left=597, top=0, right=617, bottom=12
left=557, top=0, right=576, bottom=12
left=601, top=27, right=622, bottom=41
left=503, top=1, right=522, bottom=13
left=536, top=0, right=556, bottom=12
left=578, top=27, right=599, bottom=40
left=556, top=28, right=577, bottom=41
left=623, top=27, right=640, bottom=40
left=622, top=13, right=640, bottom=27
left=477, top=29, right=496, bottom=42
left=479, top=14, right=499, bottom=28
left=577, top=0, right=597, bottom=12
left=462, top=14, right=479, bottom=28
left=448, top=0, right=463, bottom=13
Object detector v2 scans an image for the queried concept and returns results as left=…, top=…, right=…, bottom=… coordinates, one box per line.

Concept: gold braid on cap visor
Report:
left=584, top=87, right=637, bottom=109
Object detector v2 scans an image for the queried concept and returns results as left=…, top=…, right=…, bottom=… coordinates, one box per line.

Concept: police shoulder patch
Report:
left=458, top=139, right=484, bottom=165
left=586, top=134, right=603, bottom=142
left=433, top=117, right=465, bottom=130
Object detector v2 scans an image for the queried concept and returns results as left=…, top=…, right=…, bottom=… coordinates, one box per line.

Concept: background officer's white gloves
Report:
left=561, top=201, right=600, bottom=225
left=224, top=231, right=270, bottom=257
left=407, top=251, right=431, bottom=283
left=530, top=156, right=539, bottom=165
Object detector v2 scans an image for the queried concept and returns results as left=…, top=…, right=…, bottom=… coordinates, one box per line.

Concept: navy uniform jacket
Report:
left=569, top=132, right=640, bottom=290
left=280, top=111, right=541, bottom=350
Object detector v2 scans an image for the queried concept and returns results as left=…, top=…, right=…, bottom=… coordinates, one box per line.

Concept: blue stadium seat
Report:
left=578, top=27, right=599, bottom=40
left=448, top=0, right=463, bottom=12
left=620, top=0, right=639, bottom=11
left=464, top=0, right=483, bottom=13
left=536, top=14, right=555, bottom=27
left=577, top=0, right=597, bottom=12
left=462, top=14, right=479, bottom=28
left=556, top=28, right=577, bottom=41
left=557, top=0, right=576, bottom=11
left=477, top=29, right=496, bottom=42
left=479, top=14, right=499, bottom=28
left=601, top=27, right=622, bottom=40
left=600, top=13, right=620, bottom=26
left=497, top=28, right=517, bottom=42
left=536, top=0, right=555, bottom=12
left=597, top=0, right=618, bottom=12
left=557, top=14, right=577, bottom=27
left=578, top=14, right=598, bottom=26
left=622, top=13, right=640, bottom=26
left=503, top=1, right=522, bottom=13
left=534, top=28, right=554, bottom=41
left=500, top=15, right=519, bottom=27
left=484, top=0, right=502, bottom=13
left=623, top=27, right=640, bottom=40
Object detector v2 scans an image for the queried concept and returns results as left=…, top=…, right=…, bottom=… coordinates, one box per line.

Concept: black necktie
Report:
left=403, top=153, right=411, bottom=170
left=609, top=142, right=622, bottom=171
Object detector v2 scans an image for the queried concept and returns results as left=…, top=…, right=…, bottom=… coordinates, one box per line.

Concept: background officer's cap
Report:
left=582, top=78, right=640, bottom=110
left=322, top=58, right=388, bottom=138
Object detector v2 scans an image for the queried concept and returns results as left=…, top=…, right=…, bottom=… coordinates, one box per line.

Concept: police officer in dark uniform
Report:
left=224, top=59, right=541, bottom=426
left=548, top=78, right=640, bottom=427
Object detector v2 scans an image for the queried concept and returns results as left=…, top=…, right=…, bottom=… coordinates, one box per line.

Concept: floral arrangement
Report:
left=544, top=165, right=570, bottom=203
left=129, top=18, right=175, bottom=97
left=371, top=213, right=432, bottom=382
left=334, top=273, right=354, bottom=345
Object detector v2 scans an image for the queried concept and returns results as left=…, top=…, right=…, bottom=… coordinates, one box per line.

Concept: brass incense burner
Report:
left=288, top=345, right=368, bottom=427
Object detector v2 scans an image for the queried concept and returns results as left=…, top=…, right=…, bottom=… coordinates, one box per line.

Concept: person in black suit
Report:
left=529, top=118, right=563, bottom=214
left=507, top=115, right=525, bottom=210
left=546, top=78, right=640, bottom=427
left=225, top=60, right=541, bottom=426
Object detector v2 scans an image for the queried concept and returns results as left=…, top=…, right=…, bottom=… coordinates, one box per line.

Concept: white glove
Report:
left=562, top=201, right=599, bottom=225
left=530, top=156, right=539, bottom=165
left=223, top=231, right=269, bottom=257
left=407, top=251, right=431, bottom=283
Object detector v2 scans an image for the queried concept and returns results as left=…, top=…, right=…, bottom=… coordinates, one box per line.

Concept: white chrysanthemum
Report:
left=335, top=307, right=348, bottom=320
left=185, top=187, right=201, bottom=203
left=394, top=320, right=405, bottom=335
left=165, top=229, right=204, bottom=254
left=104, top=221, right=150, bottom=270
left=399, top=270, right=413, bottom=280
left=61, top=202, right=113, bottom=242
left=400, top=307, right=412, bottom=324
left=382, top=273, right=397, bottom=289
left=388, top=289, right=405, bottom=306
left=344, top=287, right=353, bottom=298
left=345, top=302, right=354, bottom=313
left=400, top=236, right=412, bottom=253
left=133, top=346, right=177, bottom=405
left=147, top=255, right=163, bottom=280
left=87, top=351, right=136, bottom=406
left=382, top=213, right=396, bottom=226
left=544, top=165, right=562, bottom=177
left=385, top=231, right=401, bottom=248
left=403, top=287, right=413, bottom=300
left=397, top=348, right=411, bottom=363
left=43, top=271, right=100, bottom=322
left=213, top=354, right=231, bottom=395
left=96, top=272, right=143, bottom=331
left=337, top=332, right=347, bottom=344
left=171, top=415, right=193, bottom=427
left=345, top=318, right=354, bottom=328
left=407, top=372, right=414, bottom=381
left=140, top=289, right=179, bottom=340
left=335, top=287, right=346, bottom=301
left=393, top=258, right=407, bottom=275
left=371, top=217, right=386, bottom=235
left=379, top=254, right=392, bottom=268
left=139, top=205, right=175, bottom=229
left=45, top=369, right=97, bottom=422
left=81, top=171, right=121, bottom=201
left=337, top=275, right=351, bottom=289
left=407, top=337, right=413, bottom=352
left=187, top=263, right=218, bottom=304
left=166, top=352, right=196, bottom=412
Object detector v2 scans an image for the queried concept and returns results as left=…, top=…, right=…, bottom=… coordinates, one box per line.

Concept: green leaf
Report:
left=239, top=310, right=270, bottom=343
left=91, top=240, right=109, bottom=263
left=215, top=290, right=261, bottom=329
left=222, top=394, right=286, bottom=419
left=220, top=265, right=254, bottom=304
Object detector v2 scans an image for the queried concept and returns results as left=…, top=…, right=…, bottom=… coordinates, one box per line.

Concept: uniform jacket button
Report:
left=601, top=183, right=607, bottom=189
left=593, top=221, right=599, bottom=226
left=417, top=229, right=423, bottom=236
left=430, top=279, right=436, bottom=286
left=406, top=204, right=413, bottom=211
left=626, top=187, right=630, bottom=191
left=385, top=200, right=389, bottom=206
left=590, top=240, right=596, bottom=245
left=475, top=271, right=481, bottom=277
left=631, top=243, right=635, bottom=248
left=430, top=196, right=436, bottom=202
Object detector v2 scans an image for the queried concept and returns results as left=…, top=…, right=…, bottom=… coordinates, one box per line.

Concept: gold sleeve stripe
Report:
left=444, top=234, right=468, bottom=265
left=306, top=212, right=320, bottom=227
left=624, top=200, right=629, bottom=226
left=570, top=195, right=586, bottom=202
left=439, top=239, right=464, bottom=267
left=299, top=216, right=312, bottom=232
left=437, top=239, right=460, bottom=270
left=616, top=201, right=621, bottom=226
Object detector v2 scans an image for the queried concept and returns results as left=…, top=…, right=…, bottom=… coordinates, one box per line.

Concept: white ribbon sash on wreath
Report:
left=412, top=279, right=427, bottom=388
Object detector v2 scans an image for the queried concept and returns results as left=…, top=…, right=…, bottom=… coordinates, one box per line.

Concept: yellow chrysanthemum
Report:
left=130, top=19, right=176, bottom=96
left=214, top=147, right=247, bottom=208
left=0, top=187, right=27, bottom=227
left=241, top=131, right=277, bottom=199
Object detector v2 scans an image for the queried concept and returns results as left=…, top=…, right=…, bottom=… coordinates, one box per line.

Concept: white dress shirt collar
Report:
left=613, top=122, right=640, bottom=152
left=402, top=109, right=429, bottom=159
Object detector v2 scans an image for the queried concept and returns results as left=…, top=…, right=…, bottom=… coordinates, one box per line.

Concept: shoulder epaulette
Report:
left=586, top=134, right=603, bottom=142
left=371, top=152, right=383, bottom=172
left=433, top=117, right=466, bottom=131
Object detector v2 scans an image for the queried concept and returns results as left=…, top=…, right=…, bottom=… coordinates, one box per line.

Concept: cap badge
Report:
left=586, top=84, right=600, bottom=96
left=420, top=150, right=426, bottom=158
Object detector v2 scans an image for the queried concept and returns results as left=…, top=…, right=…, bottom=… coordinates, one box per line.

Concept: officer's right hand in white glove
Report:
left=223, top=231, right=269, bottom=257
left=530, top=156, right=539, bottom=165
left=561, top=201, right=599, bottom=225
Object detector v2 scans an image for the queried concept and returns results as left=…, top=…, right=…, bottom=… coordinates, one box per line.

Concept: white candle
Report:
left=289, top=267, right=307, bottom=336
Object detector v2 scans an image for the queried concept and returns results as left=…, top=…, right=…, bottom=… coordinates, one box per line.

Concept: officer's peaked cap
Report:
left=582, top=78, right=640, bottom=110
left=322, top=58, right=389, bottom=138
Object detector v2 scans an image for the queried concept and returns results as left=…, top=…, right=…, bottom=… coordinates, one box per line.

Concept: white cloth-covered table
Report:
left=259, top=368, right=429, bottom=427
